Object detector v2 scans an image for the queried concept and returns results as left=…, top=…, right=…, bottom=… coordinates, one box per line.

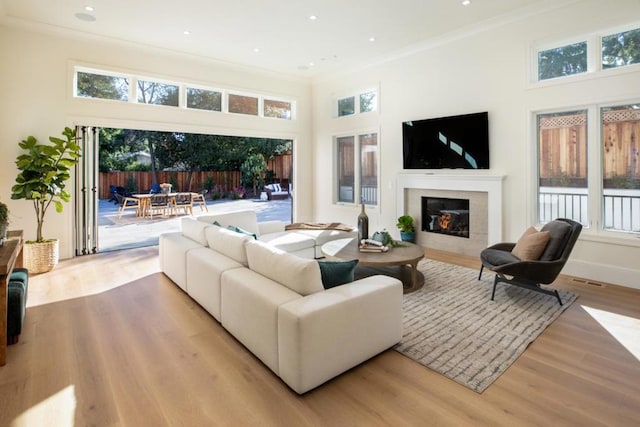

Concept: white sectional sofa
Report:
left=159, top=213, right=403, bottom=394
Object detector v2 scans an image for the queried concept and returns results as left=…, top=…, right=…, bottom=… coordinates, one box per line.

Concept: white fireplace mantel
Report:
left=397, top=173, right=505, bottom=245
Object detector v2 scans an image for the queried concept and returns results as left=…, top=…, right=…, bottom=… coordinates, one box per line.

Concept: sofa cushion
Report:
left=318, top=259, right=359, bottom=289
left=159, top=232, right=203, bottom=291
left=246, top=240, right=324, bottom=296
left=511, top=226, right=550, bottom=261
left=539, top=220, right=572, bottom=261
left=186, top=247, right=244, bottom=321
left=290, top=229, right=356, bottom=246
left=221, top=268, right=301, bottom=373
left=258, top=231, right=315, bottom=253
left=206, top=226, right=251, bottom=266
left=181, top=217, right=211, bottom=246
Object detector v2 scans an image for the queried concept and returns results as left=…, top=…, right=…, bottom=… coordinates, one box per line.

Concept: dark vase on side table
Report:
left=357, top=204, right=369, bottom=243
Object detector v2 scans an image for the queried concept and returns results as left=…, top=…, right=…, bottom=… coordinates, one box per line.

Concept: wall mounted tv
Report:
left=402, top=111, right=489, bottom=169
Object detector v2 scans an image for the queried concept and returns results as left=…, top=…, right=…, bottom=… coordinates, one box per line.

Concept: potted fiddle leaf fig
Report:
left=11, top=127, right=81, bottom=273
left=396, top=214, right=416, bottom=243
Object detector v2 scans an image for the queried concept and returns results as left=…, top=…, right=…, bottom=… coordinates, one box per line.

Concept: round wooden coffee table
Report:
left=321, top=238, right=425, bottom=293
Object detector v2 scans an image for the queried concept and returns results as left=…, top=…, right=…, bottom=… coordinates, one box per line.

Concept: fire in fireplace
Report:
left=421, top=197, right=470, bottom=238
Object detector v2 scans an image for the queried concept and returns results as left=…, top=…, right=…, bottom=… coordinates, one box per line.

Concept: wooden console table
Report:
left=0, top=230, right=24, bottom=366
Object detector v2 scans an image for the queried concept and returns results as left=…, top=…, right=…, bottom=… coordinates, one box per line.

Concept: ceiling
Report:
left=1, top=0, right=551, bottom=78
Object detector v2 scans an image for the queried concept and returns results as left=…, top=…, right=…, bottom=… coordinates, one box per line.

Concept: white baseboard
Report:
left=564, top=259, right=640, bottom=290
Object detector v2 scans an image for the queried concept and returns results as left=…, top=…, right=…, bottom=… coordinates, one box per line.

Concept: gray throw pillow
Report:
left=539, top=220, right=571, bottom=261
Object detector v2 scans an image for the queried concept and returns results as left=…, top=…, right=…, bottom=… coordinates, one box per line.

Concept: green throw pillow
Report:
left=317, top=259, right=359, bottom=289
left=213, top=220, right=221, bottom=227
left=227, top=225, right=258, bottom=240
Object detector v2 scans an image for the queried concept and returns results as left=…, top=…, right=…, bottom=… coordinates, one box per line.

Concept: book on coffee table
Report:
left=359, top=242, right=389, bottom=253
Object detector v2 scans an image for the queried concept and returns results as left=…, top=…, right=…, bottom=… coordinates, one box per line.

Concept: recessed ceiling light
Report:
left=462, top=0, right=471, bottom=5
left=183, top=30, right=191, bottom=35
left=253, top=48, right=260, bottom=53
left=84, top=5, right=94, bottom=12
left=369, top=37, right=376, bottom=42
left=309, top=15, right=318, bottom=20
left=309, top=62, right=315, bottom=67
left=74, top=12, right=96, bottom=22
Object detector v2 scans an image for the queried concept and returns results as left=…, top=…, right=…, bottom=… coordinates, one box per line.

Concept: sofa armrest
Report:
left=258, top=220, right=286, bottom=235
left=277, top=275, right=403, bottom=394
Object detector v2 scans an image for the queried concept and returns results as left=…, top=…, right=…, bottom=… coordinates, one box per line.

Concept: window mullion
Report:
left=354, top=135, right=362, bottom=204
left=129, top=76, right=137, bottom=104
left=587, top=107, right=601, bottom=231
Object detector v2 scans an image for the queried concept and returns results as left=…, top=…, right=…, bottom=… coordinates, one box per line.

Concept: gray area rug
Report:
left=394, top=259, right=577, bottom=393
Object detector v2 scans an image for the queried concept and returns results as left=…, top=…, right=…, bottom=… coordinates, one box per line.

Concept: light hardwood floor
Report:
left=0, top=246, right=638, bottom=426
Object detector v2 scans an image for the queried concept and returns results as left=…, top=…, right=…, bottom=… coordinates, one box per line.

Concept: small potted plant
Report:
left=0, top=200, right=9, bottom=247
left=11, top=127, right=81, bottom=273
left=396, top=215, right=416, bottom=243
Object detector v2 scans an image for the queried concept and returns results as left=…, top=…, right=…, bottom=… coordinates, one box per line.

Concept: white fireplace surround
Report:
left=397, top=173, right=505, bottom=245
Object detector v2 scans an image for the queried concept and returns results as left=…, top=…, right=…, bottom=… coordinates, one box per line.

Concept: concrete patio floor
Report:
left=98, top=197, right=292, bottom=252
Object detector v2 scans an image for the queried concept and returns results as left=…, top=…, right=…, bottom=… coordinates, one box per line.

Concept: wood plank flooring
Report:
left=0, top=246, right=638, bottom=426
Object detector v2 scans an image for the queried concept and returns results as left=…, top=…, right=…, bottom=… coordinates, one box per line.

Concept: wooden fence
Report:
left=539, top=111, right=639, bottom=184
left=99, top=153, right=293, bottom=199
left=99, top=171, right=241, bottom=199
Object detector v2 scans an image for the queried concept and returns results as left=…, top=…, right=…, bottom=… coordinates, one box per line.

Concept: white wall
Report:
left=0, top=25, right=313, bottom=259
left=311, top=0, right=640, bottom=289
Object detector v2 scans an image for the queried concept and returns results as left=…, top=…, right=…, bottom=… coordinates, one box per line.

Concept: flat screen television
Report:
left=402, top=111, right=489, bottom=169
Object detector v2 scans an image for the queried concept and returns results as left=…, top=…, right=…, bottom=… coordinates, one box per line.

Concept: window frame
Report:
left=333, top=130, right=380, bottom=207
left=530, top=22, right=640, bottom=86
left=533, top=100, right=640, bottom=238
left=71, top=64, right=296, bottom=120
left=185, top=85, right=224, bottom=113
left=227, top=92, right=260, bottom=116
left=135, top=77, right=180, bottom=107
left=73, top=67, right=131, bottom=102
left=334, top=87, right=379, bottom=118
left=263, top=97, right=294, bottom=120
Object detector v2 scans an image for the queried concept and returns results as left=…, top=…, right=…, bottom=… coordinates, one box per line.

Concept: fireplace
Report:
left=421, top=197, right=470, bottom=238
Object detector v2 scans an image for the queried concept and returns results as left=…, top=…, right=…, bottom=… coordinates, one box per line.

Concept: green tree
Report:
left=240, top=154, right=267, bottom=196
left=602, top=28, right=640, bottom=68
left=76, top=72, right=128, bottom=101
left=538, top=42, right=587, bottom=80
left=137, top=81, right=179, bottom=106
left=187, top=88, right=222, bottom=111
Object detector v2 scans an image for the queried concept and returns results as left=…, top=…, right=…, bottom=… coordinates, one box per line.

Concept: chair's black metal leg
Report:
left=491, top=276, right=499, bottom=301
left=554, top=290, right=563, bottom=306
left=478, top=265, right=484, bottom=280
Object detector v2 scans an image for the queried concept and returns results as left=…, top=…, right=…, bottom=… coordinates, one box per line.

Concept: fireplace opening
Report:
left=421, top=196, right=470, bottom=238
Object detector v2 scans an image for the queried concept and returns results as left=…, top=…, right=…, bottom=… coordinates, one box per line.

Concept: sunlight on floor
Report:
left=582, top=305, right=640, bottom=361
left=26, top=248, right=161, bottom=307
left=11, top=385, right=76, bottom=427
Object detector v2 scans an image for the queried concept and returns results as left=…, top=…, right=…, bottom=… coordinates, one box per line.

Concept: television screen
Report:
left=402, top=112, right=489, bottom=169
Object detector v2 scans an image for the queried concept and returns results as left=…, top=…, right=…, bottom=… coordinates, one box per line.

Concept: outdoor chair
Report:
left=117, top=196, right=140, bottom=218
left=174, top=193, right=194, bottom=215
left=192, top=191, right=208, bottom=212
left=148, top=194, right=171, bottom=218
left=110, top=185, right=131, bottom=204
left=478, top=218, right=582, bottom=305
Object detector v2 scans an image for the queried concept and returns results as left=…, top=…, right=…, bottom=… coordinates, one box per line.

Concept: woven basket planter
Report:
left=24, top=239, right=59, bottom=274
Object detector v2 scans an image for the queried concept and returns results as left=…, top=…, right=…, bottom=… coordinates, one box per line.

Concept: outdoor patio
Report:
left=99, top=198, right=292, bottom=252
